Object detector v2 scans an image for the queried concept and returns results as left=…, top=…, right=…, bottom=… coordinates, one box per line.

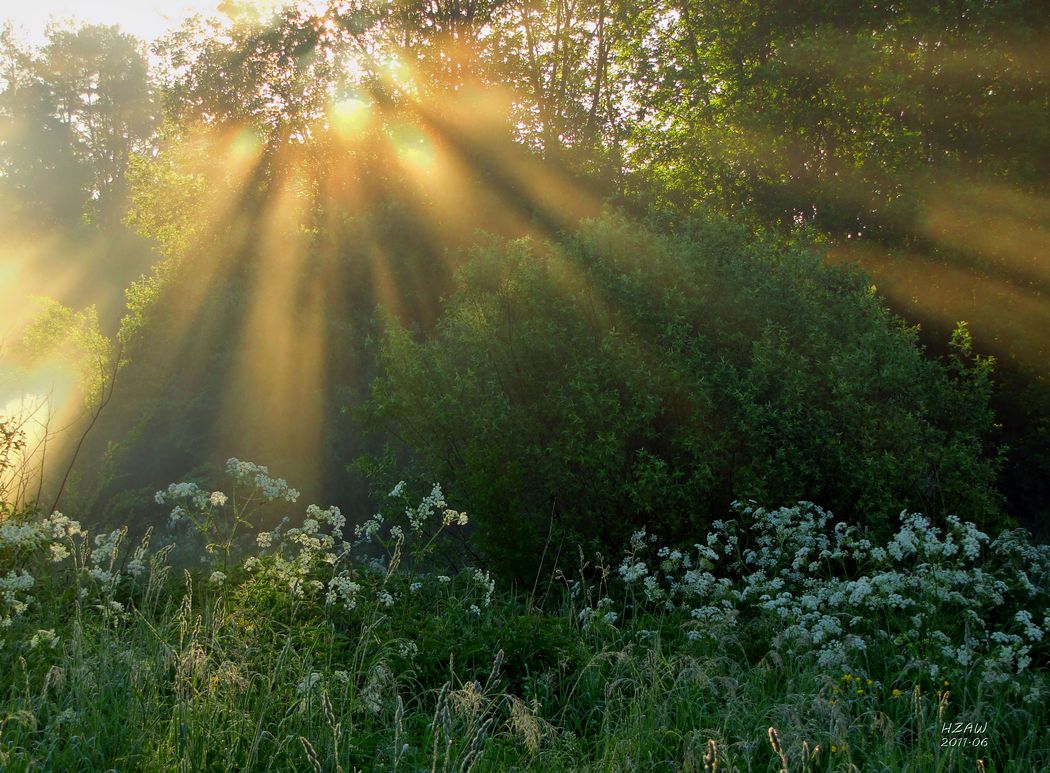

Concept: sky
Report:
left=0, top=0, right=222, bottom=43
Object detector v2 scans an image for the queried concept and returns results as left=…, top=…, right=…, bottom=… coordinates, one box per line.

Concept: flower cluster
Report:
left=0, top=509, right=153, bottom=644
left=28, top=628, right=59, bottom=650
left=615, top=502, right=1050, bottom=693
left=326, top=575, right=363, bottom=610
left=0, top=569, right=35, bottom=630
left=578, top=596, right=618, bottom=627
left=155, top=482, right=210, bottom=511
left=2, top=511, right=85, bottom=632
left=0, top=510, right=83, bottom=552
left=158, top=459, right=304, bottom=567
left=471, top=568, right=495, bottom=608
left=87, top=528, right=126, bottom=587
left=224, top=458, right=299, bottom=503
left=232, top=472, right=477, bottom=617
left=156, top=481, right=230, bottom=530
left=404, top=483, right=445, bottom=532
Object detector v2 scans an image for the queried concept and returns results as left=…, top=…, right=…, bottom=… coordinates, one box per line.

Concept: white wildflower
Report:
left=326, top=576, right=362, bottom=610
left=49, top=543, right=69, bottom=562
left=618, top=558, right=648, bottom=583
left=29, top=629, right=59, bottom=649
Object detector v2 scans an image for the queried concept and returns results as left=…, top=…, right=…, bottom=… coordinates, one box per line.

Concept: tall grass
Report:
left=1, top=465, right=1046, bottom=771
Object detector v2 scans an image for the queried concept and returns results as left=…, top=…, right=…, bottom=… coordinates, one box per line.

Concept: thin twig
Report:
left=528, top=501, right=557, bottom=611
left=49, top=339, right=124, bottom=514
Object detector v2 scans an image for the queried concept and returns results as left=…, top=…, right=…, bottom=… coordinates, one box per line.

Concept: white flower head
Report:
left=29, top=629, right=59, bottom=650
left=49, top=543, right=70, bottom=562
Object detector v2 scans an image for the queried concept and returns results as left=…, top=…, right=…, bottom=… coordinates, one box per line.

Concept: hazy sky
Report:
left=0, top=0, right=222, bottom=43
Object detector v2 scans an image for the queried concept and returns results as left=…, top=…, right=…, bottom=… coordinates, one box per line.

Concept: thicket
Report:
left=366, top=213, right=1004, bottom=580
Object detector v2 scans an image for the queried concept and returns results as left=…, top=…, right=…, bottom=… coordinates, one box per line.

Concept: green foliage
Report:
left=1, top=466, right=1047, bottom=772
left=396, top=609, right=583, bottom=699
left=616, top=0, right=1049, bottom=239
left=366, top=213, right=1003, bottom=579
left=0, top=23, right=156, bottom=225
left=13, top=297, right=112, bottom=405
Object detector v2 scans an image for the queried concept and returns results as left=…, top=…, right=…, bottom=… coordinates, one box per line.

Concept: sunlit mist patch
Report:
left=829, top=241, right=1050, bottom=375
left=329, top=94, right=371, bottom=136
left=389, top=123, right=435, bottom=172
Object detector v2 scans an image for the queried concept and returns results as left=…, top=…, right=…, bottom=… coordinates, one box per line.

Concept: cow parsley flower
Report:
left=49, top=543, right=69, bottom=562
left=618, top=558, right=648, bottom=583
left=29, top=629, right=59, bottom=650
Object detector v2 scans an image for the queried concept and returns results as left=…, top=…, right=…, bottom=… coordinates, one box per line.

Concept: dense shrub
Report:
left=365, top=212, right=1003, bottom=579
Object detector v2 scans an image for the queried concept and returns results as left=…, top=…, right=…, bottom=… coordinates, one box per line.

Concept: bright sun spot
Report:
left=330, top=96, right=371, bottom=136
left=0, top=0, right=222, bottom=43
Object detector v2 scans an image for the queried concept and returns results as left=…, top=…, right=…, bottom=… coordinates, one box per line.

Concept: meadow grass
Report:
left=0, top=470, right=1046, bottom=771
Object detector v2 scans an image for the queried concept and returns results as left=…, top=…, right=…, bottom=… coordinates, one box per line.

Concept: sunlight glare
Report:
left=230, top=127, right=264, bottom=164
left=389, top=124, right=436, bottom=172
left=330, top=96, right=371, bottom=136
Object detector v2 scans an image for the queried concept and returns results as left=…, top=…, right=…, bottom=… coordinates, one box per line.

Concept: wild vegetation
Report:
left=1, top=460, right=1047, bottom=770
left=365, top=214, right=1004, bottom=579
left=1, top=0, right=1048, bottom=770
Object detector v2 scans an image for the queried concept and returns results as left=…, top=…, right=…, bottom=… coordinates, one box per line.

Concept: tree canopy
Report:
left=1, top=0, right=1047, bottom=556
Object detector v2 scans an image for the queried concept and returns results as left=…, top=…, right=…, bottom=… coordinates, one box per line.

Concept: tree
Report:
left=0, top=24, right=156, bottom=225
left=0, top=25, right=92, bottom=223
left=41, top=25, right=156, bottom=222
left=615, top=0, right=1050, bottom=239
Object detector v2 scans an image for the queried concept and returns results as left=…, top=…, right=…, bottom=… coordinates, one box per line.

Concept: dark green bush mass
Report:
left=365, top=212, right=1004, bottom=580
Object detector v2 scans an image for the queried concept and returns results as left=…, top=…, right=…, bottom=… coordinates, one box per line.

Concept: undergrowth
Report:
left=0, top=460, right=1046, bottom=771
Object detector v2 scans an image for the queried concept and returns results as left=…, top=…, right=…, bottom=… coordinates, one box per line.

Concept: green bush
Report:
left=365, top=212, right=1003, bottom=580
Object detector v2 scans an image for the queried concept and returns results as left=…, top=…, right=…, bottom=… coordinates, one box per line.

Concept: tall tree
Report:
left=0, top=23, right=156, bottom=226
left=615, top=0, right=1050, bottom=239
